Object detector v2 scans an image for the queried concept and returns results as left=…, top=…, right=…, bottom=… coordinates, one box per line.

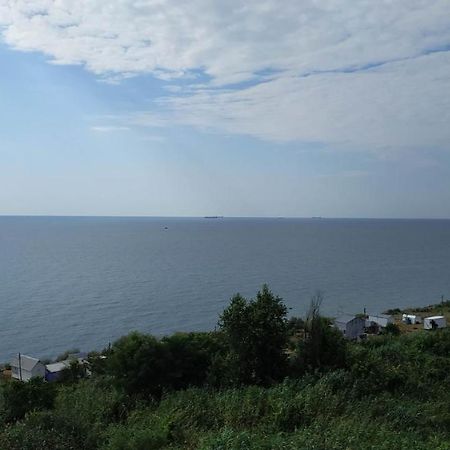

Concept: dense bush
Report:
left=0, top=377, right=56, bottom=424
left=161, top=332, right=226, bottom=390
left=106, top=332, right=171, bottom=397
left=0, top=378, right=125, bottom=450
left=101, top=370, right=450, bottom=449
left=105, top=331, right=225, bottom=396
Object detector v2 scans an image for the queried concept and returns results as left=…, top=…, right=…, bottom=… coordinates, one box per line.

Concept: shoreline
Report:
left=2, top=299, right=448, bottom=369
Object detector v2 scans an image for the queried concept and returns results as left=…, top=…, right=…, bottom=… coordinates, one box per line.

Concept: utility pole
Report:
left=18, top=352, right=22, bottom=381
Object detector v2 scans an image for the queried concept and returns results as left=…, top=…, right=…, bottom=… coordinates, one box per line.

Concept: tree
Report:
left=106, top=332, right=170, bottom=397
left=60, top=360, right=86, bottom=383
left=162, top=332, right=224, bottom=390
left=292, top=292, right=347, bottom=373
left=218, top=285, right=289, bottom=386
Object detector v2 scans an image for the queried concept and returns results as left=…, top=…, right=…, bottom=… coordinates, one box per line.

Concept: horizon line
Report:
left=1, top=214, right=449, bottom=221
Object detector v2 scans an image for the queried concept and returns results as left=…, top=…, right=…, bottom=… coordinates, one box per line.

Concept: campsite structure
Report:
left=367, top=314, right=394, bottom=328
left=10, top=354, right=46, bottom=382
left=334, top=314, right=366, bottom=340
left=424, top=316, right=447, bottom=330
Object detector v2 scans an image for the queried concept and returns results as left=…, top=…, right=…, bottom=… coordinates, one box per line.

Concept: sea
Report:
left=1, top=216, right=449, bottom=362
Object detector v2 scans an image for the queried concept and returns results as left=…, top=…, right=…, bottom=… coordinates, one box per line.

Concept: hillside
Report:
left=1, top=288, right=449, bottom=450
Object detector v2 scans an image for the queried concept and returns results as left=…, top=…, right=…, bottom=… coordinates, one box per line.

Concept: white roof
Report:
left=335, top=314, right=363, bottom=324
left=46, top=361, right=70, bottom=373
left=425, top=316, right=445, bottom=320
left=10, top=355, right=41, bottom=371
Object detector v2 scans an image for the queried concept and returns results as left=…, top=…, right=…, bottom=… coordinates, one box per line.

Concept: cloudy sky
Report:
left=1, top=0, right=450, bottom=217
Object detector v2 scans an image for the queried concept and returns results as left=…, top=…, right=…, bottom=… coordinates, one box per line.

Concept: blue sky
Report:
left=1, top=1, right=450, bottom=218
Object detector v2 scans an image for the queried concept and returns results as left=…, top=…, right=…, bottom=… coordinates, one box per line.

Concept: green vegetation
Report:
left=216, top=285, right=288, bottom=386
left=1, top=285, right=449, bottom=449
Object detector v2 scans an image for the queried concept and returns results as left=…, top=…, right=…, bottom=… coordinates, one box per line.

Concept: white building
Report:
left=10, top=354, right=46, bottom=382
left=334, top=314, right=366, bottom=340
left=45, top=353, right=89, bottom=382
left=45, top=360, right=71, bottom=382
left=424, top=316, right=447, bottom=330
left=402, top=314, right=422, bottom=324
left=367, top=314, right=394, bottom=328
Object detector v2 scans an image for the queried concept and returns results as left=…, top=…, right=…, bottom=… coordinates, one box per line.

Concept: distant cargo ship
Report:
left=204, top=216, right=224, bottom=219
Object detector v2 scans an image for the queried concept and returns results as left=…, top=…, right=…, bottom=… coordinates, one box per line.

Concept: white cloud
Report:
left=91, top=126, right=130, bottom=132
left=159, top=51, right=450, bottom=152
left=1, top=0, right=450, bottom=151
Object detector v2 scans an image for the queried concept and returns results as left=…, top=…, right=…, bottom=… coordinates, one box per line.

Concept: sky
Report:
left=1, top=0, right=450, bottom=218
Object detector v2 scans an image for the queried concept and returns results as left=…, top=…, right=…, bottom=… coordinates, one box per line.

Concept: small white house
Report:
left=45, top=353, right=89, bottom=382
left=334, top=314, right=366, bottom=340
left=402, top=314, right=422, bottom=324
left=10, top=355, right=46, bottom=382
left=424, top=316, right=447, bottom=330
left=368, top=314, right=394, bottom=328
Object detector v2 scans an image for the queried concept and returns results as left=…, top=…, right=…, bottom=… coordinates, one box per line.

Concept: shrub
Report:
left=0, top=377, right=56, bottom=424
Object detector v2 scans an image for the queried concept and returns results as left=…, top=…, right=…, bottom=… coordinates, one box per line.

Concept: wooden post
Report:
left=18, top=353, right=22, bottom=381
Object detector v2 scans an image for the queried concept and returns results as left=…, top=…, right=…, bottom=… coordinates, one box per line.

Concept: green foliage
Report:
left=197, top=417, right=449, bottom=450
left=102, top=407, right=170, bottom=450
left=1, top=288, right=450, bottom=449
left=286, top=316, right=305, bottom=336
left=0, top=377, right=126, bottom=450
left=105, top=331, right=224, bottom=396
left=59, top=360, right=87, bottom=383
left=0, top=377, right=56, bottom=424
left=101, top=365, right=450, bottom=449
left=0, top=410, right=81, bottom=450
left=347, top=330, right=450, bottom=397
left=383, top=322, right=401, bottom=336
left=293, top=322, right=347, bottom=374
left=106, top=332, right=171, bottom=397
left=53, top=378, right=126, bottom=447
left=292, top=293, right=348, bottom=374
left=162, top=332, right=226, bottom=390
left=87, top=351, right=109, bottom=375
left=218, top=284, right=289, bottom=386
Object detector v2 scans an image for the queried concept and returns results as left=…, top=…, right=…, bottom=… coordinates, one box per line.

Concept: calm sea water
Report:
left=0, top=216, right=449, bottom=362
